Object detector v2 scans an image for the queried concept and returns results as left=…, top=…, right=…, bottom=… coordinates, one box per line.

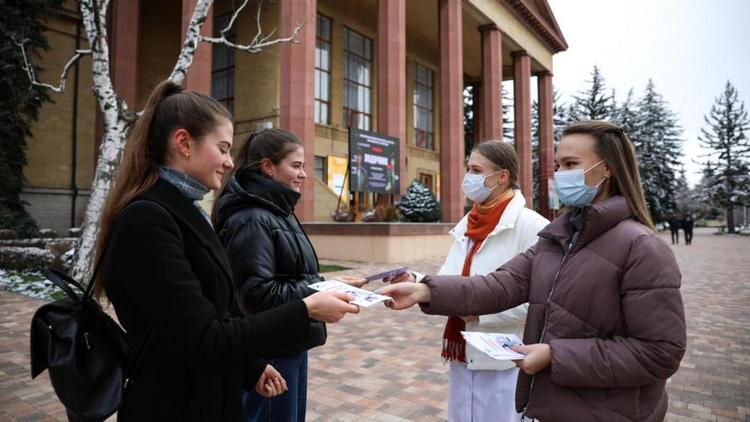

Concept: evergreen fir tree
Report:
left=673, top=167, right=691, bottom=214
left=463, top=86, right=475, bottom=159
left=531, top=99, right=540, bottom=210
left=554, top=91, right=572, bottom=142
left=531, top=89, right=566, bottom=211
left=0, top=0, right=63, bottom=236
left=570, top=65, right=614, bottom=121
left=613, top=88, right=639, bottom=136
left=692, top=161, right=725, bottom=220
left=633, top=80, right=683, bottom=222
left=503, top=87, right=514, bottom=142
left=698, top=81, right=750, bottom=233
left=397, top=180, right=442, bottom=222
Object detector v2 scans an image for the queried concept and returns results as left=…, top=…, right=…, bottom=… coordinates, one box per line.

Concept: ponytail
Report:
left=92, top=80, right=232, bottom=299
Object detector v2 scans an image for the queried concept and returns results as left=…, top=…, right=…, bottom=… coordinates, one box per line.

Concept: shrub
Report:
left=397, top=180, right=442, bottom=222
left=361, top=204, right=401, bottom=222
left=332, top=206, right=355, bottom=222
left=0, top=229, right=18, bottom=240
left=38, top=228, right=58, bottom=238
left=0, top=246, right=54, bottom=272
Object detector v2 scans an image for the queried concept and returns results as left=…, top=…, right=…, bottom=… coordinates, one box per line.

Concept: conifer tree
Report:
left=503, top=87, right=514, bottom=142
left=463, top=86, right=475, bottom=159
left=532, top=89, right=566, bottom=210
left=397, top=180, right=442, bottom=222
left=633, top=80, right=683, bottom=222
left=570, top=65, right=614, bottom=121
left=673, top=167, right=691, bottom=214
left=699, top=81, right=750, bottom=233
left=613, top=88, right=639, bottom=136
left=0, top=0, right=63, bottom=236
left=692, top=161, right=725, bottom=220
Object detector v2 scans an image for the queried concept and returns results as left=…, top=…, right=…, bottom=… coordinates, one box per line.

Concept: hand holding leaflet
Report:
left=309, top=280, right=391, bottom=308
left=365, top=266, right=409, bottom=282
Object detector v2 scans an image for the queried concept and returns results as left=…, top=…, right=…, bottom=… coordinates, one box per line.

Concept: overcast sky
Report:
left=546, top=0, right=750, bottom=186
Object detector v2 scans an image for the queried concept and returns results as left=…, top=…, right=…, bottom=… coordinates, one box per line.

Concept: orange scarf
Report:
left=441, top=193, right=513, bottom=362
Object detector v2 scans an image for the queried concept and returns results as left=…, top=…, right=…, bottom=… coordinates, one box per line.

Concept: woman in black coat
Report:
left=95, top=81, right=358, bottom=422
left=212, top=128, right=366, bottom=422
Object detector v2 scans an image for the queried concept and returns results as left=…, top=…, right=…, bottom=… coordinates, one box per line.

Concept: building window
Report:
left=343, top=27, right=372, bottom=130
left=419, top=172, right=434, bottom=193
left=314, top=155, right=327, bottom=183
left=315, top=14, right=332, bottom=125
left=413, top=63, right=434, bottom=150
left=211, top=13, right=235, bottom=114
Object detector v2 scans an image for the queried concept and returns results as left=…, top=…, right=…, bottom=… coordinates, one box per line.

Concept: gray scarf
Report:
left=159, top=166, right=212, bottom=226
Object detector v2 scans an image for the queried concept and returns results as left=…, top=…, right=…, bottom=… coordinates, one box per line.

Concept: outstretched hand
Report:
left=383, top=272, right=415, bottom=284
left=377, top=282, right=431, bottom=310
left=303, top=291, right=360, bottom=323
left=338, top=275, right=369, bottom=288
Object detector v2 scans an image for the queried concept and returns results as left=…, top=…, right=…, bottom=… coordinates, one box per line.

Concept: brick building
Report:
left=22, top=0, right=566, bottom=233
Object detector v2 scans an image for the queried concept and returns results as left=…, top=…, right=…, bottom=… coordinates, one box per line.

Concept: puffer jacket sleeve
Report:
left=106, top=202, right=311, bottom=371
left=420, top=243, right=536, bottom=316
left=549, top=233, right=687, bottom=388
left=477, top=211, right=548, bottom=326
left=222, top=213, right=316, bottom=315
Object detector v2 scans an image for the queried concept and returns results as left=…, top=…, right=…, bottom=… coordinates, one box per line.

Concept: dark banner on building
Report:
left=348, top=128, right=400, bottom=194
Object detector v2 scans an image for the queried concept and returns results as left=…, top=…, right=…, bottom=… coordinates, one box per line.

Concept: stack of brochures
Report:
left=461, top=332, right=526, bottom=360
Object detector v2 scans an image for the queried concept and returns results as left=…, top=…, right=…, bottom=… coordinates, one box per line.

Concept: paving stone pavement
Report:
left=1, top=227, right=748, bottom=421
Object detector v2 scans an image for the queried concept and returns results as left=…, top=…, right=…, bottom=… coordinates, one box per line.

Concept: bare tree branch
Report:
left=10, top=35, right=91, bottom=93
left=221, top=0, right=251, bottom=39
left=169, top=0, right=213, bottom=85
left=200, top=0, right=308, bottom=54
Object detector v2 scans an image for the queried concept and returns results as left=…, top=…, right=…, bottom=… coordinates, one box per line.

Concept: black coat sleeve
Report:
left=222, top=215, right=316, bottom=315
left=105, top=202, right=311, bottom=371
left=243, top=359, right=267, bottom=390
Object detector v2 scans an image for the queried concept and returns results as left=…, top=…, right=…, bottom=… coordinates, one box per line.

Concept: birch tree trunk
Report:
left=71, top=0, right=134, bottom=281
left=71, top=0, right=214, bottom=282
left=67, top=0, right=301, bottom=282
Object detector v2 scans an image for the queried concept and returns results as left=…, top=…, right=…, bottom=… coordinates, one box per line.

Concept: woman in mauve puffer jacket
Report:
left=382, top=120, right=687, bottom=422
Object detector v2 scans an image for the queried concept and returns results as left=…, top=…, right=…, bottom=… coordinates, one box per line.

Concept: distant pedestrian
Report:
left=682, top=213, right=695, bottom=245
left=668, top=215, right=682, bottom=244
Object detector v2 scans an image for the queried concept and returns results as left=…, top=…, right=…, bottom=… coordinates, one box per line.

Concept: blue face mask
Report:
left=554, top=160, right=606, bottom=207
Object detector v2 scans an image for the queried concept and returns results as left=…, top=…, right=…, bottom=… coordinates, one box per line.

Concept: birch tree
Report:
left=15, top=0, right=305, bottom=281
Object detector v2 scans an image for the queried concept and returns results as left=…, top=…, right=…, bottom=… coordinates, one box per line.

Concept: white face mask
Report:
left=462, top=170, right=501, bottom=203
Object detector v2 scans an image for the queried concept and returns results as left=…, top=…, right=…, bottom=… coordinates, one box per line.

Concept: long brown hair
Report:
left=471, top=140, right=520, bottom=190
left=211, top=128, right=302, bottom=223
left=92, top=80, right=232, bottom=298
left=562, top=120, right=654, bottom=229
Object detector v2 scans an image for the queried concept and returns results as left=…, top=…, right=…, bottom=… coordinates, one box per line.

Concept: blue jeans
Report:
left=242, top=352, right=308, bottom=422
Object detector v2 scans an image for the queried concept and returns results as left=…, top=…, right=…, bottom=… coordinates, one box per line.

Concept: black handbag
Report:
left=30, top=267, right=149, bottom=421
